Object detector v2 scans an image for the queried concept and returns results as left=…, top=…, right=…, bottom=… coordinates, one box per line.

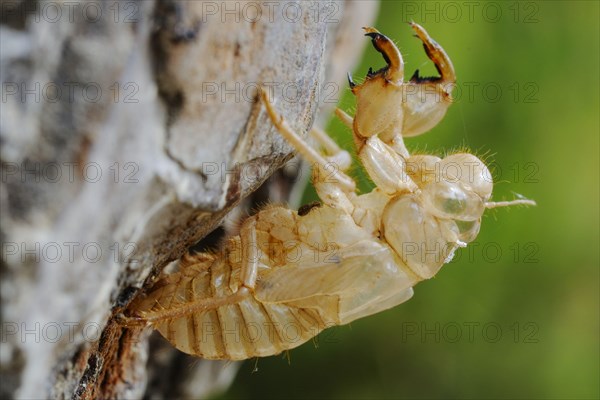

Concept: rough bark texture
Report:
left=0, top=0, right=378, bottom=398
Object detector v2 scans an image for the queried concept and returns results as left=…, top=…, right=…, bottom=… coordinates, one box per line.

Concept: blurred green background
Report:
left=221, top=1, right=599, bottom=398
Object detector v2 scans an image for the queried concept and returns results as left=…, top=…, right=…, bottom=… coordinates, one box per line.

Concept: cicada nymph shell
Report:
left=125, top=24, right=535, bottom=360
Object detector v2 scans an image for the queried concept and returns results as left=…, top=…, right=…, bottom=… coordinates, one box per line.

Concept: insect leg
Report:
left=410, top=22, right=455, bottom=86
left=357, top=135, right=418, bottom=195
left=131, top=288, right=252, bottom=325
left=309, top=126, right=352, bottom=172
left=362, top=27, right=404, bottom=85
left=125, top=220, right=262, bottom=327
left=396, top=23, right=457, bottom=139
left=334, top=108, right=353, bottom=130
left=335, top=107, right=410, bottom=160
left=260, top=88, right=356, bottom=193
left=239, top=218, right=259, bottom=289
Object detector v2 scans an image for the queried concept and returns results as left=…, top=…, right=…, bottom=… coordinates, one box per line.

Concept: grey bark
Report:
left=0, top=1, right=378, bottom=398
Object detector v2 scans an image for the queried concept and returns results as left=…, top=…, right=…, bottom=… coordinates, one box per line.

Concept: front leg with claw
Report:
left=347, top=22, right=457, bottom=158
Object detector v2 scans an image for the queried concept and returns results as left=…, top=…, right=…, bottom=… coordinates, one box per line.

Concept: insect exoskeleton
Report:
left=124, top=23, right=535, bottom=360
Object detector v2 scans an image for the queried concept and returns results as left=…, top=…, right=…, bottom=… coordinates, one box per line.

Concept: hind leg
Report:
left=122, top=218, right=261, bottom=327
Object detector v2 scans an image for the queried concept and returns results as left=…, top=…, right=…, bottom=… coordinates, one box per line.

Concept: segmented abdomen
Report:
left=132, top=250, right=332, bottom=360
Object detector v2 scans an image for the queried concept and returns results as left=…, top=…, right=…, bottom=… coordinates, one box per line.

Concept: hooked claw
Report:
left=362, top=27, right=404, bottom=84
left=360, top=24, right=456, bottom=88
left=409, top=22, right=456, bottom=85
left=347, top=72, right=356, bottom=90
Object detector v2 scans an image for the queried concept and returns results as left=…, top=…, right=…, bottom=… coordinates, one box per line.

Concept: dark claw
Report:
left=364, top=31, right=382, bottom=40
left=362, top=26, right=404, bottom=84
left=347, top=72, right=356, bottom=89
left=410, top=68, right=441, bottom=84
left=367, top=67, right=374, bottom=78
left=409, top=22, right=456, bottom=84
left=364, top=33, right=392, bottom=69
left=410, top=69, right=420, bottom=81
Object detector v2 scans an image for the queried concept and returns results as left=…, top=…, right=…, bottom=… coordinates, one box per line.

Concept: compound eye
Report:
left=440, top=153, right=493, bottom=201
left=421, top=181, right=484, bottom=221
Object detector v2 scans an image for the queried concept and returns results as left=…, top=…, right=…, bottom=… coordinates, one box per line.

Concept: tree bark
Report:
left=0, top=1, right=378, bottom=398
